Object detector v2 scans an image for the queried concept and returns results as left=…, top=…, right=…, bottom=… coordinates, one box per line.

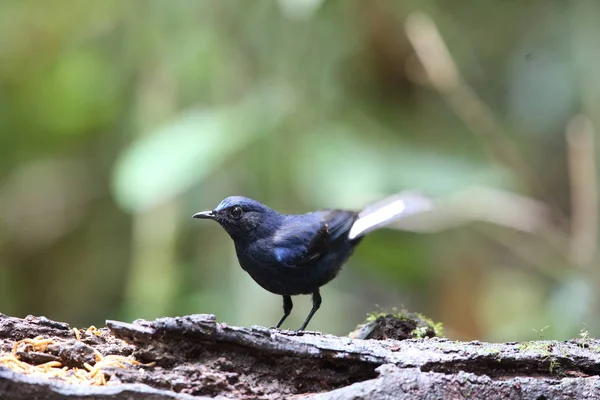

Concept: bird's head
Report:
left=192, top=196, right=279, bottom=241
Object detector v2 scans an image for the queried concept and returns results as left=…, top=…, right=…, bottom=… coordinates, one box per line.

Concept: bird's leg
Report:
left=298, top=290, right=322, bottom=331
left=275, top=295, right=293, bottom=329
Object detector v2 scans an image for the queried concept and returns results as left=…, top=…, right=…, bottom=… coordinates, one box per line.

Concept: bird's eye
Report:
left=230, top=206, right=243, bottom=219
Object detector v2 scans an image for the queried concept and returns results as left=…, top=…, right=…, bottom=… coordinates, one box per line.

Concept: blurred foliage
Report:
left=1, top=0, right=600, bottom=340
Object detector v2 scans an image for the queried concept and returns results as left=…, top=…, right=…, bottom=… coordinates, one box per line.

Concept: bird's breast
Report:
left=234, top=243, right=356, bottom=296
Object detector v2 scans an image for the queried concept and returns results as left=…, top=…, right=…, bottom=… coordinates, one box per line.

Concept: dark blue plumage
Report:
left=193, top=194, right=432, bottom=330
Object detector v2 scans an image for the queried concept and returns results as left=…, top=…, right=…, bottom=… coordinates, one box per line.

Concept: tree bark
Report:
left=1, top=313, right=599, bottom=399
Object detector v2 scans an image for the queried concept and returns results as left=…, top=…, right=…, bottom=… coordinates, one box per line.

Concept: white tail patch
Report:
left=348, top=192, right=435, bottom=240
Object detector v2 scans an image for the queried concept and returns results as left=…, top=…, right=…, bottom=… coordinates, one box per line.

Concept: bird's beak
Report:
left=192, top=210, right=216, bottom=220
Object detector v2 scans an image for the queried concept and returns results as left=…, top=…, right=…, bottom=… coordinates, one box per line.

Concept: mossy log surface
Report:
left=1, top=313, right=600, bottom=399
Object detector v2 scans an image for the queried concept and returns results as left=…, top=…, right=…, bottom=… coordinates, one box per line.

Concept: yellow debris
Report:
left=13, top=336, right=56, bottom=354
left=0, top=331, right=151, bottom=386
left=85, top=326, right=102, bottom=337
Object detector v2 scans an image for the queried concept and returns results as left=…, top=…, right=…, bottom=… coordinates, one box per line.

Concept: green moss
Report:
left=575, top=328, right=595, bottom=350
left=365, top=307, right=400, bottom=322
left=549, top=358, right=560, bottom=374
left=517, top=342, right=563, bottom=375
left=532, top=325, right=550, bottom=340
left=477, top=346, right=500, bottom=356
left=411, top=326, right=430, bottom=339
left=414, top=312, right=445, bottom=337
left=579, top=328, right=591, bottom=341
left=517, top=341, right=554, bottom=359
left=364, top=308, right=445, bottom=338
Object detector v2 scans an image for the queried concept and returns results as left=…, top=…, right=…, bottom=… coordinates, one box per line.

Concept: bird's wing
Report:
left=272, top=210, right=357, bottom=267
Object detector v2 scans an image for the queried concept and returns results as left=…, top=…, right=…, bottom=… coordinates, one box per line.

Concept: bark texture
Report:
left=1, top=313, right=600, bottom=399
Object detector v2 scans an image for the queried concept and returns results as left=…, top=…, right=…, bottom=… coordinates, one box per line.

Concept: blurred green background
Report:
left=1, top=0, right=599, bottom=341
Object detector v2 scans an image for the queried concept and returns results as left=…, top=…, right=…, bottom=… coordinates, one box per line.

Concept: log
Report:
left=1, top=313, right=600, bottom=399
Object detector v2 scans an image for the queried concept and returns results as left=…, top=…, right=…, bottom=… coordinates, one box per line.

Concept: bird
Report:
left=192, top=193, right=433, bottom=331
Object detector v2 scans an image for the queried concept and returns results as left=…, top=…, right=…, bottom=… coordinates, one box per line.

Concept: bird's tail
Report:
left=348, top=192, right=435, bottom=240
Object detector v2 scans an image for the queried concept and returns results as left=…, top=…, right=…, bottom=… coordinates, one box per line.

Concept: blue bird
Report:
left=192, top=193, right=432, bottom=331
